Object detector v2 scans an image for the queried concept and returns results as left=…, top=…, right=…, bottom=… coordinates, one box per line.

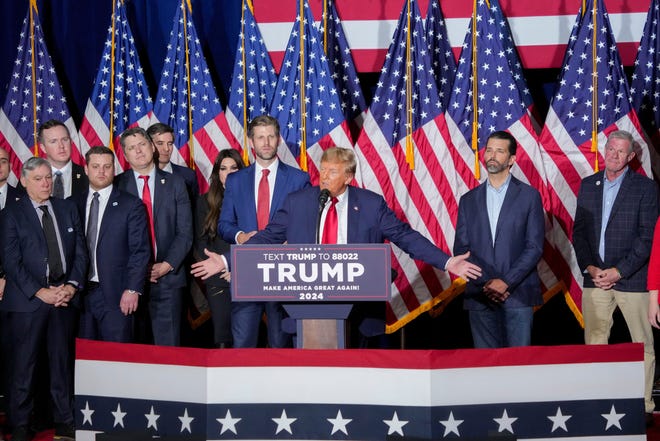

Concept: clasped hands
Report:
left=483, top=278, right=510, bottom=304
left=36, top=284, right=76, bottom=307
left=586, top=265, right=621, bottom=290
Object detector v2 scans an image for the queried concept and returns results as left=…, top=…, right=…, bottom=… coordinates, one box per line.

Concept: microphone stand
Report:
left=316, top=189, right=330, bottom=244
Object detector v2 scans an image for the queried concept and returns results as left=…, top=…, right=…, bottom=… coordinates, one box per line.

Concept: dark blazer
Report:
left=219, top=161, right=310, bottom=243
left=573, top=169, right=659, bottom=292
left=71, top=163, right=89, bottom=197
left=3, top=183, right=21, bottom=208
left=244, top=185, right=451, bottom=270
left=453, top=176, right=545, bottom=309
left=0, top=196, right=88, bottom=312
left=72, top=186, right=151, bottom=305
left=171, top=163, right=199, bottom=201
left=115, top=168, right=193, bottom=288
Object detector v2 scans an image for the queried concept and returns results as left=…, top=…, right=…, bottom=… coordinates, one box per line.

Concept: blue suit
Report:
left=219, top=161, right=310, bottom=348
left=171, top=163, right=199, bottom=202
left=116, top=168, right=193, bottom=346
left=454, top=176, right=545, bottom=347
left=72, top=186, right=151, bottom=342
left=0, top=196, right=87, bottom=427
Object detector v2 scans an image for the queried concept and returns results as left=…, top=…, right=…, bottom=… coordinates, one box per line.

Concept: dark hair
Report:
left=147, top=123, right=174, bottom=139
left=247, top=115, right=280, bottom=139
left=85, top=146, right=115, bottom=164
left=202, top=149, right=245, bottom=239
left=486, top=130, right=517, bottom=156
left=119, top=127, right=150, bottom=148
left=37, top=119, right=69, bottom=144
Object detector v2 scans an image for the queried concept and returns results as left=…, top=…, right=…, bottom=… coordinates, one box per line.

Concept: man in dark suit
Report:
left=453, top=131, right=545, bottom=348
left=147, top=123, right=199, bottom=200
left=38, top=119, right=88, bottom=198
left=115, top=127, right=192, bottom=346
left=193, top=147, right=481, bottom=295
left=72, top=146, right=151, bottom=343
left=0, top=157, right=87, bottom=441
left=218, top=115, right=310, bottom=348
left=572, top=130, right=658, bottom=421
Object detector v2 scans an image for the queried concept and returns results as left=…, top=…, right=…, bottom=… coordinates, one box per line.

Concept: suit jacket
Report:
left=171, top=163, right=199, bottom=201
left=115, top=168, right=193, bottom=288
left=573, top=168, right=659, bottom=292
left=71, top=163, right=89, bottom=197
left=243, top=185, right=450, bottom=270
left=0, top=196, right=88, bottom=312
left=3, top=183, right=21, bottom=209
left=453, top=176, right=545, bottom=309
left=219, top=161, right=310, bottom=243
left=72, top=186, right=151, bottom=307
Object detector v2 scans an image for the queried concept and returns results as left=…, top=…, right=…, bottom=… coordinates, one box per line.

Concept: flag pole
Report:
left=241, top=0, right=252, bottom=166
left=470, top=0, right=480, bottom=179
left=182, top=0, right=196, bottom=169
left=107, top=0, right=119, bottom=151
left=405, top=0, right=414, bottom=169
left=323, top=0, right=328, bottom=53
left=29, top=0, right=39, bottom=156
left=298, top=0, right=308, bottom=171
left=590, top=0, right=599, bottom=172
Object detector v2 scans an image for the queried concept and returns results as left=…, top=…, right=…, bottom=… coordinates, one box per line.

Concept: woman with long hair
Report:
left=194, top=148, right=244, bottom=348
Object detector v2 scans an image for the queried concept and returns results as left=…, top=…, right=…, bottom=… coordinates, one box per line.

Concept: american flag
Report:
left=538, top=0, right=653, bottom=319
left=424, top=0, right=456, bottom=111
left=630, top=0, right=660, bottom=179
left=439, top=0, right=562, bottom=311
left=0, top=2, right=82, bottom=184
left=78, top=0, right=153, bottom=173
left=318, top=0, right=367, bottom=137
left=75, top=339, right=647, bottom=440
left=252, top=0, right=650, bottom=72
left=354, top=0, right=464, bottom=330
left=225, top=0, right=278, bottom=165
left=152, top=1, right=239, bottom=193
left=269, top=0, right=354, bottom=185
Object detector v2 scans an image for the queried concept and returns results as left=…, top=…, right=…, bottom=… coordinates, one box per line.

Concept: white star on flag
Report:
left=80, top=401, right=94, bottom=426
left=178, top=408, right=194, bottom=433
left=111, top=403, right=126, bottom=428
left=439, top=411, right=463, bottom=436
left=383, top=411, right=408, bottom=436
left=217, top=409, right=242, bottom=435
left=602, top=405, right=625, bottom=430
left=494, top=409, right=517, bottom=433
left=547, top=407, right=572, bottom=432
left=144, top=405, right=160, bottom=430
left=272, top=409, right=297, bottom=435
left=327, top=409, right=352, bottom=435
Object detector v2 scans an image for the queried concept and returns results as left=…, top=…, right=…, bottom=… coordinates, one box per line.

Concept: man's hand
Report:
left=150, top=262, right=173, bottom=283
left=36, top=286, right=68, bottom=306
left=0, top=277, right=5, bottom=300
left=483, top=279, right=510, bottom=303
left=119, top=290, right=139, bottom=316
left=191, top=249, right=226, bottom=280
left=446, top=252, right=482, bottom=280
left=237, top=231, right=257, bottom=245
left=592, top=267, right=621, bottom=290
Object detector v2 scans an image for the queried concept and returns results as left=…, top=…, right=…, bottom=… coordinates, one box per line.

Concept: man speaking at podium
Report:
left=192, top=147, right=481, bottom=291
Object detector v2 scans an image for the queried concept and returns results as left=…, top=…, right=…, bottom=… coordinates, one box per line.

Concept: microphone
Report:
left=318, top=188, right=331, bottom=208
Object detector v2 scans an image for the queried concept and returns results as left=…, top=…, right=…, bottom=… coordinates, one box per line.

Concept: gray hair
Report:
left=22, top=157, right=51, bottom=178
left=606, top=130, right=635, bottom=153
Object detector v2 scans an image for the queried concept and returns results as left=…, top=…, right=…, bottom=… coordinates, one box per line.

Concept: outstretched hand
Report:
left=191, top=248, right=226, bottom=280
left=446, top=251, right=482, bottom=280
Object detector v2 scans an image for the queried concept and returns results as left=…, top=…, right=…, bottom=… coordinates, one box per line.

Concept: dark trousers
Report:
left=79, top=284, right=134, bottom=343
left=7, top=303, right=76, bottom=427
left=149, top=284, right=183, bottom=346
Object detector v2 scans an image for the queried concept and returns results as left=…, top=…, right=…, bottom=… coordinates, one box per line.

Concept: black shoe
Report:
left=646, top=412, right=655, bottom=427
left=54, top=422, right=75, bottom=440
left=11, top=425, right=33, bottom=441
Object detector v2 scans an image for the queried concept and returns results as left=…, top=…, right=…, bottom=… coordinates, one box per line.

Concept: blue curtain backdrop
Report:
left=0, top=0, right=241, bottom=124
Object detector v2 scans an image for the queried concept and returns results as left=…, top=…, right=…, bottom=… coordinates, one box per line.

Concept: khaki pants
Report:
left=583, top=287, right=655, bottom=413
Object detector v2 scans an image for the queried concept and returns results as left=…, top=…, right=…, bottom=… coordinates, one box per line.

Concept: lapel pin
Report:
left=67, top=227, right=73, bottom=232
left=596, top=181, right=601, bottom=186
left=76, top=173, right=81, bottom=179
left=112, top=201, right=118, bottom=206
left=161, top=179, right=166, bottom=184
left=353, top=206, right=359, bottom=211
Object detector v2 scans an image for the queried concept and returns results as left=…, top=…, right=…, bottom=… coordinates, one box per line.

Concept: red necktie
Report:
left=322, top=197, right=339, bottom=244
left=139, top=175, right=156, bottom=255
left=257, top=169, right=270, bottom=230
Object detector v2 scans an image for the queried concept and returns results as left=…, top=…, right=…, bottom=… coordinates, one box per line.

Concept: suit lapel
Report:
left=153, top=169, right=166, bottom=219
left=346, top=188, right=360, bottom=243
left=592, top=172, right=605, bottom=236
left=606, top=169, right=631, bottom=227
left=494, top=178, right=521, bottom=243
left=476, top=184, right=494, bottom=248
left=245, top=166, right=257, bottom=220
left=270, top=162, right=287, bottom=219
left=97, top=186, right=119, bottom=241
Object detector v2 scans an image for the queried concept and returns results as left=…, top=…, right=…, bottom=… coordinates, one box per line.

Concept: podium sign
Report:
left=231, top=244, right=391, bottom=302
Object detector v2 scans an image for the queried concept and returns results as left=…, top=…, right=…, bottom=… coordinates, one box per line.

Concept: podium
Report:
left=231, top=244, right=391, bottom=348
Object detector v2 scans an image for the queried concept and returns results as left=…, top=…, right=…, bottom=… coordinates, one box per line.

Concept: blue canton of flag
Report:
left=0, top=3, right=81, bottom=183
left=225, top=1, right=278, bottom=163
left=425, top=0, right=456, bottom=111
left=153, top=1, right=235, bottom=191
left=538, top=0, right=653, bottom=317
left=319, top=0, right=367, bottom=133
left=630, top=0, right=660, bottom=176
left=79, top=0, right=153, bottom=173
left=269, top=0, right=354, bottom=185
